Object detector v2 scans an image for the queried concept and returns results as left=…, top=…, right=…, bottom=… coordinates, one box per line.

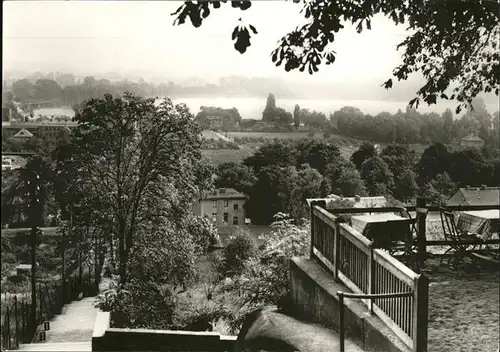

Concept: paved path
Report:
left=16, top=279, right=111, bottom=351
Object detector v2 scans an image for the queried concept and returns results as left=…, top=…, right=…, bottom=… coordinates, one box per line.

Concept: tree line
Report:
left=215, top=139, right=500, bottom=225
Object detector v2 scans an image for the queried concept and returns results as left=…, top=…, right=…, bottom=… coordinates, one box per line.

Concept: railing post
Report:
left=39, top=283, right=43, bottom=324
left=334, top=221, right=341, bottom=280
left=368, top=246, right=374, bottom=314
left=416, top=198, right=427, bottom=268
left=6, top=303, right=11, bottom=350
left=14, top=295, right=19, bottom=348
left=20, top=298, right=25, bottom=343
left=338, top=292, right=345, bottom=352
left=310, top=203, right=315, bottom=259
left=310, top=201, right=326, bottom=259
left=413, top=274, right=429, bottom=352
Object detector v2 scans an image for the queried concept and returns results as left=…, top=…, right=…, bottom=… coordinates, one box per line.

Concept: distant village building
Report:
left=206, top=115, right=224, bottom=130
left=447, top=186, right=500, bottom=207
left=193, top=188, right=246, bottom=226
left=196, top=106, right=241, bottom=131
left=2, top=157, right=13, bottom=171
left=2, top=121, right=76, bottom=141
left=460, top=134, right=484, bottom=149
left=12, top=128, right=34, bottom=141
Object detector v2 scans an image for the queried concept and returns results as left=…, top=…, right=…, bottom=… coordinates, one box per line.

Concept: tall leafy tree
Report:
left=66, top=93, right=212, bottom=283
left=351, top=142, right=377, bottom=171
left=243, top=140, right=298, bottom=173
left=334, top=166, right=367, bottom=197
left=295, top=139, right=342, bottom=175
left=215, top=162, right=257, bottom=195
left=394, top=170, right=419, bottom=202
left=449, top=148, right=488, bottom=187
left=293, top=104, right=301, bottom=129
left=360, top=156, right=394, bottom=196
left=414, top=143, right=452, bottom=185
left=430, top=172, right=457, bottom=198
left=380, top=143, right=417, bottom=177
left=173, top=0, right=499, bottom=112
left=262, top=93, right=277, bottom=122
left=245, top=165, right=299, bottom=225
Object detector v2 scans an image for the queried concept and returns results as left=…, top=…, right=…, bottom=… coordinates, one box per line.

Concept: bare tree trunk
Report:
left=118, top=220, right=127, bottom=284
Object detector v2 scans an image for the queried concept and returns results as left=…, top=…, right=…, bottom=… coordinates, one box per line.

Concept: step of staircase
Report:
left=17, top=341, right=91, bottom=351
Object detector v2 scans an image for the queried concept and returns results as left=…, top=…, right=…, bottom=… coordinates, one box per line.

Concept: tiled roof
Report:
left=461, top=135, right=483, bottom=142
left=204, top=188, right=246, bottom=200
left=457, top=187, right=500, bottom=206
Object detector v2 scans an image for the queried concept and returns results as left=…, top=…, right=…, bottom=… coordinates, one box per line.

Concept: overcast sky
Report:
left=3, top=1, right=412, bottom=84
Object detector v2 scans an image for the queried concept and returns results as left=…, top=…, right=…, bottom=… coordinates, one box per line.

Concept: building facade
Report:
left=2, top=121, right=75, bottom=141
left=460, top=135, right=484, bottom=149
left=193, top=188, right=246, bottom=226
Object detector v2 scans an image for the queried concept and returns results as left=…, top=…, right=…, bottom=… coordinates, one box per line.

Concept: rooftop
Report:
left=452, top=186, right=500, bottom=206
left=203, top=188, right=246, bottom=200
left=461, top=134, right=483, bottom=142
left=4, top=121, right=78, bottom=128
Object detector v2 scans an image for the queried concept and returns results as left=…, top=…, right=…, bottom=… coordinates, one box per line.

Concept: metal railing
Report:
left=310, top=203, right=429, bottom=352
left=1, top=274, right=97, bottom=350
left=337, top=291, right=414, bottom=352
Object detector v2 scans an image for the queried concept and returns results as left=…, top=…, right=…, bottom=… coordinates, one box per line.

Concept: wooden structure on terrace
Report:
left=309, top=201, right=428, bottom=351
left=308, top=198, right=500, bottom=352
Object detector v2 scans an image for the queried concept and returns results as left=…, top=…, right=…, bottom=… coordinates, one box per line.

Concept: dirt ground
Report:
left=425, top=258, right=499, bottom=352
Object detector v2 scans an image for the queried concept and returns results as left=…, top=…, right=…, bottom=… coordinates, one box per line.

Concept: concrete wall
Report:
left=92, top=312, right=236, bottom=352
left=289, top=257, right=411, bottom=352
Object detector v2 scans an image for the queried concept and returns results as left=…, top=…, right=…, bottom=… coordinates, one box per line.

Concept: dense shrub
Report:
left=220, top=230, right=257, bottom=277
left=96, top=279, right=177, bottom=329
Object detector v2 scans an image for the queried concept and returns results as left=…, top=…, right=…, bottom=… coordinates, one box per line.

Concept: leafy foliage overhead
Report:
left=173, top=0, right=500, bottom=112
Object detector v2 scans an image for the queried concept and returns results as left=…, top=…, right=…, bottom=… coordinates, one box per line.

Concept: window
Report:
left=223, top=212, right=228, bottom=223
left=212, top=213, right=217, bottom=222
left=223, top=200, right=229, bottom=207
left=233, top=203, right=239, bottom=211
left=212, top=200, right=217, bottom=207
left=233, top=216, right=238, bottom=225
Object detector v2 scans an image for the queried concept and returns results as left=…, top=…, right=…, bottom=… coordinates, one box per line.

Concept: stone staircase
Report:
left=14, top=285, right=108, bottom=352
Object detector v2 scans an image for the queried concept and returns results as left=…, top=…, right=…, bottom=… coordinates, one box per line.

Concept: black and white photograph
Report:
left=2, top=1, right=499, bottom=351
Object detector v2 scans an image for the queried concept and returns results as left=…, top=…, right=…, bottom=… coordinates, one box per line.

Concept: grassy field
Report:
left=202, top=130, right=435, bottom=166
left=202, top=147, right=256, bottom=165
left=227, top=131, right=323, bottom=140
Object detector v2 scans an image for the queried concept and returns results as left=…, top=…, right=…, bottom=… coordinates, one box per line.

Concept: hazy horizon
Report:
left=3, top=1, right=415, bottom=84
left=3, top=1, right=499, bottom=109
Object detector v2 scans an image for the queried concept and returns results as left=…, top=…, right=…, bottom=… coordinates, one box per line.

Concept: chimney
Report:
left=220, top=188, right=226, bottom=194
left=465, top=185, right=470, bottom=190
left=355, top=195, right=361, bottom=202
left=481, top=185, right=487, bottom=190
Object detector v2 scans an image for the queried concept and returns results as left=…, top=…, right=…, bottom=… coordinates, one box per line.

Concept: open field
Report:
left=202, top=147, right=256, bottom=165
left=228, top=131, right=323, bottom=140
left=202, top=130, right=437, bottom=166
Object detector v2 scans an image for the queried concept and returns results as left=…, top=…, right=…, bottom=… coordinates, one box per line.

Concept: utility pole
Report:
left=27, top=169, right=41, bottom=334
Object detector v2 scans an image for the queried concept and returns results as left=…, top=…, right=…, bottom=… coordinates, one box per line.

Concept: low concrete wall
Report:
left=92, top=311, right=236, bottom=351
left=290, top=257, right=411, bottom=352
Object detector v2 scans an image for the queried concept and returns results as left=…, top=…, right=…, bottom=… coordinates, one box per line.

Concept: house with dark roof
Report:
left=460, top=134, right=484, bottom=149
left=193, top=188, right=246, bottom=226
left=446, top=186, right=500, bottom=206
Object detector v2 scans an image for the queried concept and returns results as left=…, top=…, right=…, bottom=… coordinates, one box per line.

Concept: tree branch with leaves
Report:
left=173, top=0, right=499, bottom=113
